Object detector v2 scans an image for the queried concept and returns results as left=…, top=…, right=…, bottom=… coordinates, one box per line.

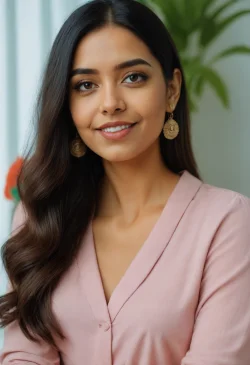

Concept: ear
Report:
left=166, top=68, right=182, bottom=113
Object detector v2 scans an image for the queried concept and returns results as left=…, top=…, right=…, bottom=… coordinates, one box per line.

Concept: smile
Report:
left=101, top=125, right=132, bottom=133
left=98, top=123, right=137, bottom=141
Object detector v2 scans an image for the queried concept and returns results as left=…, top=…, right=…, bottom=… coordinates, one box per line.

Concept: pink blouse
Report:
left=1, top=170, right=250, bottom=365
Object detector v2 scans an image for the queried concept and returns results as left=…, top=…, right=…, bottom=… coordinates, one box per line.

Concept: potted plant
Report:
left=138, top=0, right=250, bottom=111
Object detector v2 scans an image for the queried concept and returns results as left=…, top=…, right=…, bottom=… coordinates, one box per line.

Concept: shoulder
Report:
left=193, top=182, right=250, bottom=251
left=183, top=173, right=250, bottom=247
left=195, top=180, right=250, bottom=219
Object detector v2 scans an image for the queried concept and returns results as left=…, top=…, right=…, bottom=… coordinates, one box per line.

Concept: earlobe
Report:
left=166, top=69, right=182, bottom=111
left=166, top=102, right=175, bottom=114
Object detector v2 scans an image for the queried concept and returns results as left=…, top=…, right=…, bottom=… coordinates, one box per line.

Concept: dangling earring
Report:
left=70, top=134, right=87, bottom=157
left=163, top=105, right=179, bottom=140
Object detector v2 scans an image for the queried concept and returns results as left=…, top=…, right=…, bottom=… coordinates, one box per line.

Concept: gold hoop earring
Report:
left=70, top=134, right=87, bottom=157
left=163, top=110, right=179, bottom=140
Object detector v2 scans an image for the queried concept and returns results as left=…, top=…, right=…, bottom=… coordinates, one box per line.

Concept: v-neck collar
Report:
left=78, top=170, right=202, bottom=324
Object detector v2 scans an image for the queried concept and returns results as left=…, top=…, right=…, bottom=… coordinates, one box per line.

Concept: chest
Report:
left=53, top=221, right=203, bottom=360
left=92, top=211, right=163, bottom=304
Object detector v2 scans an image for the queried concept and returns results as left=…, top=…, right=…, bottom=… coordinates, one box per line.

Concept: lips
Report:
left=97, top=122, right=137, bottom=140
left=97, top=121, right=136, bottom=130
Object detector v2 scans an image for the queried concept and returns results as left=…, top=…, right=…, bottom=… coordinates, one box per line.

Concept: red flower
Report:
left=4, top=157, right=24, bottom=201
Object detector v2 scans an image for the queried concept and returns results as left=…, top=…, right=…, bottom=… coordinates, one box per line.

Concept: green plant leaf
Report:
left=211, top=45, right=250, bottom=63
left=200, top=10, right=250, bottom=47
left=151, top=0, right=180, bottom=20
left=216, top=9, right=250, bottom=28
left=138, top=0, right=250, bottom=112
left=201, top=0, right=217, bottom=13
left=151, top=0, right=188, bottom=35
left=194, top=75, right=205, bottom=96
left=177, top=0, right=204, bottom=32
left=211, top=0, right=238, bottom=20
left=196, top=66, right=230, bottom=107
left=187, top=93, right=198, bottom=112
left=138, top=0, right=189, bottom=51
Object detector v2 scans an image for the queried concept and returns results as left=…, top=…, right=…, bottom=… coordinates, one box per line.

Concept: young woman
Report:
left=1, top=0, right=250, bottom=364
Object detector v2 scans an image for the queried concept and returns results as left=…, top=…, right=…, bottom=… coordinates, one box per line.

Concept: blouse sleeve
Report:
left=0, top=203, right=60, bottom=365
left=181, top=194, right=250, bottom=365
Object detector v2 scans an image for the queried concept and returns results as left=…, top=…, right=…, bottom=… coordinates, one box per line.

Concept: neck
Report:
left=95, top=142, right=180, bottom=224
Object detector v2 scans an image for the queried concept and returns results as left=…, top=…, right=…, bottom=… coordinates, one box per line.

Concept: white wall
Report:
left=192, top=1, right=250, bottom=196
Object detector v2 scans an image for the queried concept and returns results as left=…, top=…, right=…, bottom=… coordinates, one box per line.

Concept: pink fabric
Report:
left=1, top=171, right=250, bottom=365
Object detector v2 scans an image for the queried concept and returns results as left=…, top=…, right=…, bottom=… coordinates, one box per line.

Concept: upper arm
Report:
left=0, top=203, right=60, bottom=364
left=182, top=194, right=250, bottom=365
left=0, top=321, right=60, bottom=365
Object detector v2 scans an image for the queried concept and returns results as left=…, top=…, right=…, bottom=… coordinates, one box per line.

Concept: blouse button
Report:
left=99, top=321, right=110, bottom=331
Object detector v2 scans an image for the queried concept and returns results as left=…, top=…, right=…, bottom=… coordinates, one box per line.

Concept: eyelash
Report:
left=73, top=72, right=149, bottom=94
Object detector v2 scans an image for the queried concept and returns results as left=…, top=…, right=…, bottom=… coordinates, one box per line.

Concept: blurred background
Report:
left=0, top=0, right=250, bottom=346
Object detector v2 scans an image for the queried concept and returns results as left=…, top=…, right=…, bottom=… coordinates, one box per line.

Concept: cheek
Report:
left=140, top=88, right=166, bottom=128
left=69, top=97, right=93, bottom=129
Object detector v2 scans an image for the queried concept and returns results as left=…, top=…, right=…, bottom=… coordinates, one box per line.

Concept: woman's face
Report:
left=69, top=25, right=181, bottom=162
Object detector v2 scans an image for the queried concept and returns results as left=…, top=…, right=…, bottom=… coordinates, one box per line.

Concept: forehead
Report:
left=72, top=25, right=156, bottom=68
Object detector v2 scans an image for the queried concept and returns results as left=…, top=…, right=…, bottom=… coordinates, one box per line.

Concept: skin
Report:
left=69, top=25, right=182, bottom=225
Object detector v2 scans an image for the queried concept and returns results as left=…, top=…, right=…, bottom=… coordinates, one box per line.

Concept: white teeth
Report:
left=102, top=125, right=132, bottom=133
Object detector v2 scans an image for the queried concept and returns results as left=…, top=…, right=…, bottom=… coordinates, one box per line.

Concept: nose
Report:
left=99, top=84, right=126, bottom=115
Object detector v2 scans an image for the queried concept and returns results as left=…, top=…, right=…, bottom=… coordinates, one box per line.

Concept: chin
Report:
left=97, top=149, right=141, bottom=163
left=91, top=140, right=157, bottom=163
left=102, top=154, right=137, bottom=163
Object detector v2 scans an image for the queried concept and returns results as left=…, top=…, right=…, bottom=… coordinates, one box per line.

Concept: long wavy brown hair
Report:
left=0, top=0, right=200, bottom=346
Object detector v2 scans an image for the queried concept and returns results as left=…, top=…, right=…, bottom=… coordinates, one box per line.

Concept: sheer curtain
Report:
left=0, top=0, right=87, bottom=346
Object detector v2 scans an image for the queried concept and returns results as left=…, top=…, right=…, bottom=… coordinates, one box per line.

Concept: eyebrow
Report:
left=70, top=58, right=152, bottom=78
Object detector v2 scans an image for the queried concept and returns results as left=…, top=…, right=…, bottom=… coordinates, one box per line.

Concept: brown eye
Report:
left=129, top=74, right=139, bottom=82
left=83, top=82, right=93, bottom=89
left=74, top=81, right=96, bottom=93
left=79, top=82, right=94, bottom=90
left=123, top=72, right=148, bottom=84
